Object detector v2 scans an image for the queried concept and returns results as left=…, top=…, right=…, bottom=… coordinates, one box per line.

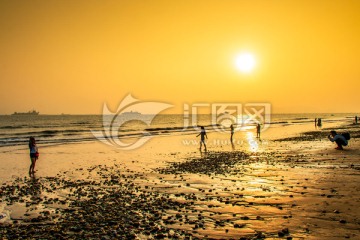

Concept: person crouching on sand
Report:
left=197, top=126, right=208, bottom=151
left=328, top=131, right=347, bottom=150
left=29, top=137, right=39, bottom=174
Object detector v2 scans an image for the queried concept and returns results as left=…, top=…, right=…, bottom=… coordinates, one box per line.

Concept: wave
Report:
left=0, top=125, right=73, bottom=129
left=0, top=125, right=26, bottom=129
left=144, top=123, right=220, bottom=133
left=13, top=129, right=90, bottom=136
left=0, top=114, right=353, bottom=148
left=70, top=121, right=92, bottom=125
left=145, top=126, right=186, bottom=132
left=293, top=117, right=309, bottom=120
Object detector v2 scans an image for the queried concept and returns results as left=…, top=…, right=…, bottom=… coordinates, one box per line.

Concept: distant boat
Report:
left=121, top=111, right=141, bottom=116
left=12, top=110, right=39, bottom=116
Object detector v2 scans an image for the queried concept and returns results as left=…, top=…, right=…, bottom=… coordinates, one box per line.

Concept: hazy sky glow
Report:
left=0, top=0, right=359, bottom=114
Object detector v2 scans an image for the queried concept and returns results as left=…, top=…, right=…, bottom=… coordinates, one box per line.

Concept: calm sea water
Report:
left=0, top=113, right=355, bottom=147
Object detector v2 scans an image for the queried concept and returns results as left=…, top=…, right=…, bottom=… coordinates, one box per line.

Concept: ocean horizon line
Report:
left=1, top=112, right=359, bottom=116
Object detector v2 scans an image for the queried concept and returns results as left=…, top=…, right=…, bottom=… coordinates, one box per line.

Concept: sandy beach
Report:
left=2, top=0, right=360, bottom=239
left=1, top=121, right=360, bottom=239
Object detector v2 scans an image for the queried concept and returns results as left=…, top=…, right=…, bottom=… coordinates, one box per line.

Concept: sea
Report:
left=0, top=113, right=356, bottom=148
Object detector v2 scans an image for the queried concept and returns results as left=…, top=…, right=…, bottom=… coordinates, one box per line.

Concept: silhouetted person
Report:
left=355, top=116, right=358, bottom=124
left=230, top=124, right=234, bottom=142
left=328, top=130, right=348, bottom=150
left=29, top=137, right=39, bottom=175
left=256, top=123, right=261, bottom=138
left=317, top=118, right=322, bottom=127
left=196, top=126, right=207, bottom=151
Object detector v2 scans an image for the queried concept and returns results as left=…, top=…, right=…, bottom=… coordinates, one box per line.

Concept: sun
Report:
left=235, top=53, right=256, bottom=73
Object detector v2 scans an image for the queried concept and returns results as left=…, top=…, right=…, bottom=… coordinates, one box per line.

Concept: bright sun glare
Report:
left=235, top=53, right=256, bottom=73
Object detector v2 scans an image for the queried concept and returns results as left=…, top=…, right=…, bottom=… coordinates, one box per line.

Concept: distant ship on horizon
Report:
left=12, top=110, right=40, bottom=116
left=120, top=111, right=142, bottom=116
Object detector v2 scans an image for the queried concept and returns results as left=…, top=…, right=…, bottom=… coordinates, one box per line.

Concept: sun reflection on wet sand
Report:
left=246, top=131, right=259, bottom=152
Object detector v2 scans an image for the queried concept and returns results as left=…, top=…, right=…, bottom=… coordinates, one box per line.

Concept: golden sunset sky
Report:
left=0, top=0, right=359, bottom=114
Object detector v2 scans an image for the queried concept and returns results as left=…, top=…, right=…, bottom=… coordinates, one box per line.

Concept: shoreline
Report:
left=0, top=113, right=355, bottom=149
left=0, top=121, right=359, bottom=239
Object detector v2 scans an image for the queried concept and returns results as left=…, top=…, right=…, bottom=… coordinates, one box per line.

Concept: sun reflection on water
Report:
left=246, top=131, right=259, bottom=152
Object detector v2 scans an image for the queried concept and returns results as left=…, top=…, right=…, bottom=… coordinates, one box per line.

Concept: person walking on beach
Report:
left=256, top=123, right=261, bottom=138
left=197, top=126, right=207, bottom=151
left=355, top=116, right=358, bottom=124
left=328, top=131, right=348, bottom=150
left=230, top=124, right=234, bottom=142
left=29, top=137, right=39, bottom=175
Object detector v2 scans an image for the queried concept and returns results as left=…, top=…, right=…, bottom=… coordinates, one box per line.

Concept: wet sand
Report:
left=0, top=122, right=360, bottom=239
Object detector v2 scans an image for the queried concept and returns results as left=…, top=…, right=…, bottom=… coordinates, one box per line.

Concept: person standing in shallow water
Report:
left=29, top=137, right=38, bottom=175
left=317, top=118, right=322, bottom=127
left=256, top=123, right=261, bottom=138
left=230, top=124, right=234, bottom=142
left=196, top=126, right=207, bottom=151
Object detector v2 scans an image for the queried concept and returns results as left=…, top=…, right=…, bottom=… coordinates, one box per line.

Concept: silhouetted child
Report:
left=196, top=126, right=207, bottom=151
left=230, top=124, right=234, bottom=142
left=29, top=137, right=39, bottom=175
